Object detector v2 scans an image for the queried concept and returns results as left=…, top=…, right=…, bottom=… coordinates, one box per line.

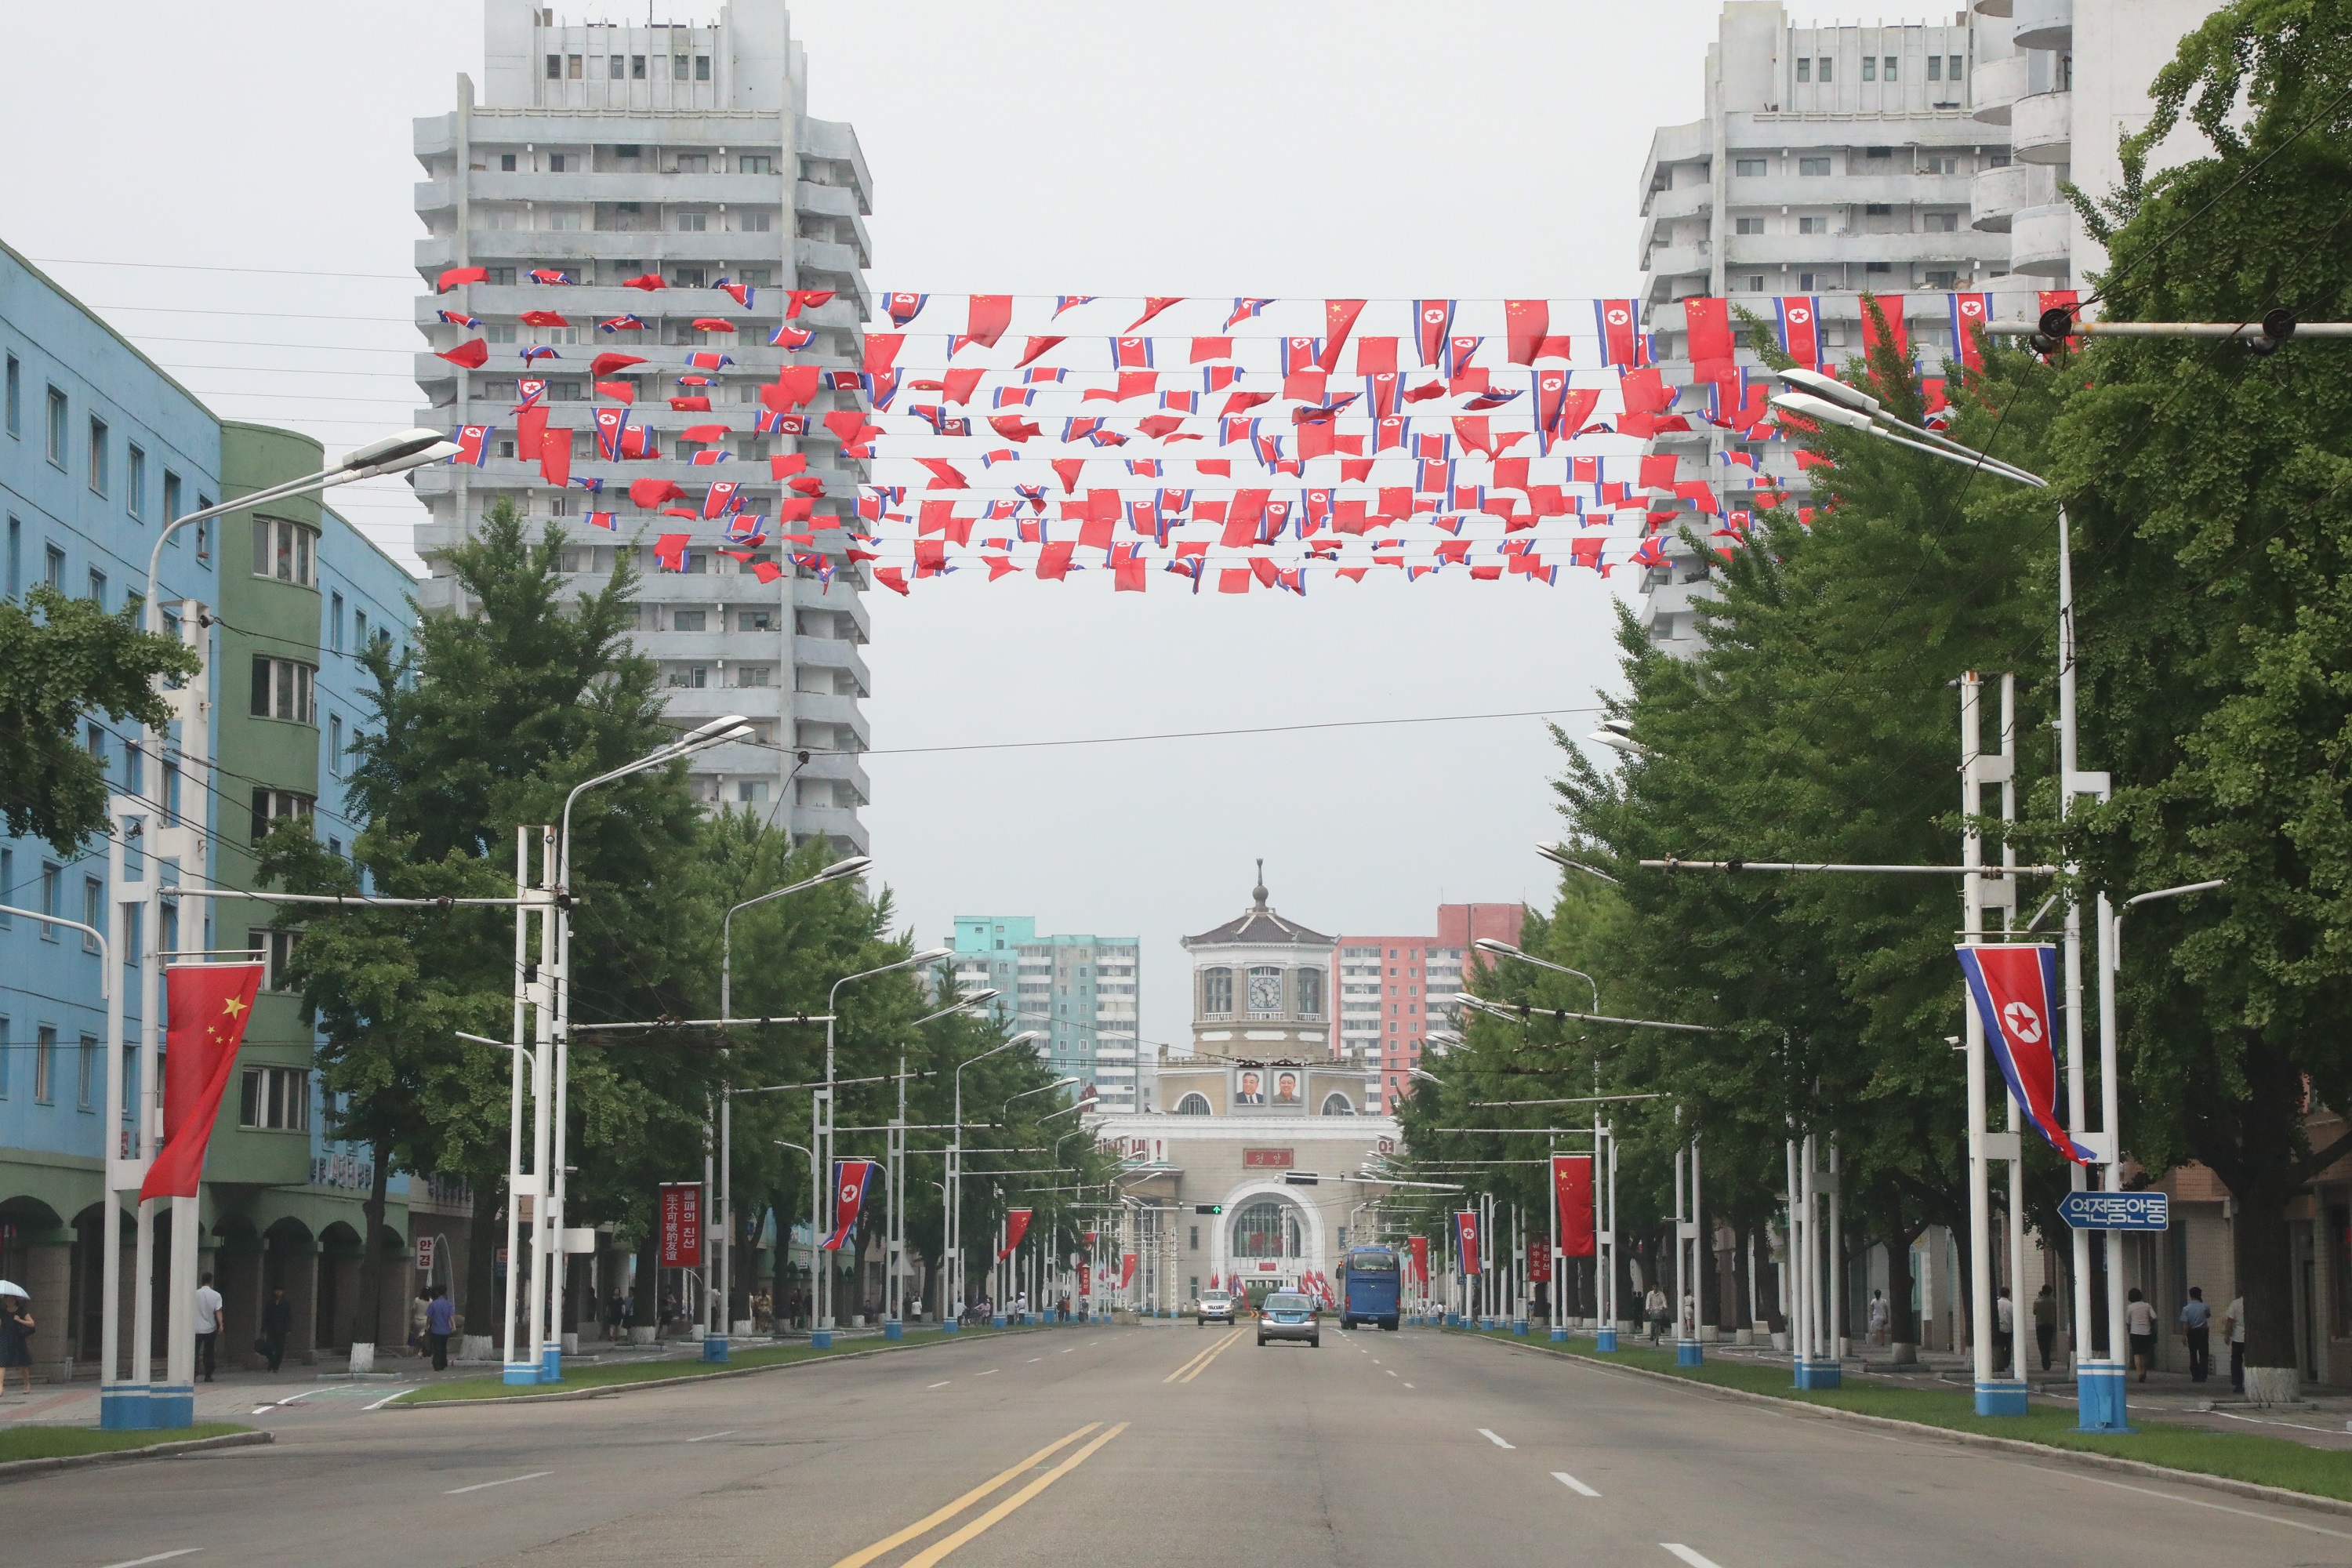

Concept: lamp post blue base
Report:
left=1445, top=1312, right=1460, bottom=1327
left=539, top=1345, right=563, bottom=1382
left=1512, top=1319, right=1530, bottom=1337
left=884, top=1320, right=904, bottom=1341
left=1595, top=1327, right=1619, bottom=1352
left=1676, top=1340, right=1704, bottom=1367
left=702, top=1335, right=731, bottom=1363
left=1792, top=1359, right=1842, bottom=1389
left=2078, top=1362, right=2132, bottom=1432
left=1974, top=1379, right=2028, bottom=1416
left=811, top=1330, right=833, bottom=1350
left=1550, top=1327, right=1568, bottom=1342
left=991, top=1314, right=1006, bottom=1330
left=100, top=1388, right=151, bottom=1431
left=942, top=1320, right=960, bottom=1334
left=147, top=1385, right=194, bottom=1430
left=502, top=1363, right=541, bottom=1386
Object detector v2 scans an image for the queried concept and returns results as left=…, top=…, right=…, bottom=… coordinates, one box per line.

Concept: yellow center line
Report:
left=898, top=1421, right=1131, bottom=1568
left=1178, top=1327, right=1249, bottom=1384
left=823, top=1424, right=1100, bottom=1568
left=1163, top=1327, right=1246, bottom=1384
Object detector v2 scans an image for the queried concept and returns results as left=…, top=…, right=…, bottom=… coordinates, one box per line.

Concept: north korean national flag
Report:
left=1454, top=1210, right=1483, bottom=1276
left=1951, top=292, right=1991, bottom=371
left=452, top=425, right=492, bottom=466
left=822, top=1158, right=879, bottom=1251
left=1595, top=299, right=1641, bottom=367
left=1414, top=299, right=1455, bottom=367
left=884, top=292, right=929, bottom=328
left=593, top=406, right=629, bottom=460
left=1776, top=296, right=1822, bottom=368
left=1956, top=944, right=2095, bottom=1163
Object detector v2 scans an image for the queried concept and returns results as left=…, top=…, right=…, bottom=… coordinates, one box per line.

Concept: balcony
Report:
left=1973, top=0, right=2013, bottom=13
left=2013, top=90, right=2073, bottom=165
left=789, top=804, right=869, bottom=852
left=1728, top=172, right=1976, bottom=208
left=1643, top=181, right=1714, bottom=226
left=1969, top=162, right=2058, bottom=231
left=1724, top=231, right=2006, bottom=267
left=2010, top=202, right=2074, bottom=278
left=1971, top=53, right=2031, bottom=125
left=794, top=633, right=868, bottom=686
left=1641, top=241, right=1711, bottom=281
left=2013, top=0, right=2073, bottom=51
left=793, top=689, right=867, bottom=728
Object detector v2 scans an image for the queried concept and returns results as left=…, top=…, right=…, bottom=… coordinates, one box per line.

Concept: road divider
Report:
left=1163, top=1327, right=1247, bottom=1385
left=826, top=1422, right=1116, bottom=1568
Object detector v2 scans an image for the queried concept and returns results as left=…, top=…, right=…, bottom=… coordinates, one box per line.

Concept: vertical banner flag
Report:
left=657, top=1181, right=705, bottom=1267
left=140, top=962, right=265, bottom=1200
left=1079, top=1261, right=1091, bottom=1298
left=997, top=1207, right=1033, bottom=1260
left=1775, top=296, right=1822, bottom=367
left=1955, top=944, right=2096, bottom=1163
left=1454, top=1209, right=1483, bottom=1276
left=822, top=1159, right=877, bottom=1251
left=1409, top=1235, right=1430, bottom=1289
left=1553, top=1153, right=1596, bottom=1258
left=1120, top=1253, right=1138, bottom=1290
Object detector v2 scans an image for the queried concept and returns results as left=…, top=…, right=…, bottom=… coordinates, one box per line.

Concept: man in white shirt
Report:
left=193, top=1272, right=224, bottom=1384
left=1994, top=1287, right=2016, bottom=1374
left=2223, top=1295, right=2247, bottom=1393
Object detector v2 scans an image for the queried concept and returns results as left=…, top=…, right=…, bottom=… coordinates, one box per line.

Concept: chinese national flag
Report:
left=142, top=963, right=264, bottom=1200
left=1553, top=1154, right=1595, bottom=1258
left=997, top=1207, right=1033, bottom=1260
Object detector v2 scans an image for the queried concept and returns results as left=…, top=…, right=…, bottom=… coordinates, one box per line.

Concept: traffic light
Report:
left=1194, top=1203, right=1223, bottom=1214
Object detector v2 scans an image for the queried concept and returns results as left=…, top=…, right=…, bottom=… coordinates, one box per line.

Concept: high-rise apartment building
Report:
left=1334, top=902, right=1523, bottom=1112
left=1631, top=2, right=2038, bottom=658
left=1970, top=0, right=2223, bottom=289
left=409, top=1, right=874, bottom=851
left=949, top=916, right=1144, bottom=1113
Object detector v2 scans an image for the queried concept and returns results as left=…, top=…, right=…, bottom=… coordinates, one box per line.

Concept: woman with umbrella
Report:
left=0, top=1280, right=34, bottom=1395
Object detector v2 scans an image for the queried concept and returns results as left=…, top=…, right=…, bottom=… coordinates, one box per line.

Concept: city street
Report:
left=11, top=1327, right=2352, bottom=1567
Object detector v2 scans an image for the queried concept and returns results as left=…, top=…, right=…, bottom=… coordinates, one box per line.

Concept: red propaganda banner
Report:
left=658, top=1181, right=704, bottom=1267
left=1454, top=1210, right=1483, bottom=1276
left=1553, top=1153, right=1597, bottom=1258
left=1241, top=1148, right=1294, bottom=1168
left=1409, top=1235, right=1430, bottom=1287
left=1078, top=1261, right=1091, bottom=1297
left=996, top=1207, right=1033, bottom=1260
left=1120, top=1253, right=1138, bottom=1290
left=142, top=963, right=264, bottom=1200
left=1527, top=1240, right=1553, bottom=1283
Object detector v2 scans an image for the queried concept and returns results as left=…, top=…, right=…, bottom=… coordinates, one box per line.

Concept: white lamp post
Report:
left=946, top=1030, right=1041, bottom=1330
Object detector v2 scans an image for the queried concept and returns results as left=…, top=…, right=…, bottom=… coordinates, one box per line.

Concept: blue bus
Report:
left=1338, top=1245, right=1402, bottom=1330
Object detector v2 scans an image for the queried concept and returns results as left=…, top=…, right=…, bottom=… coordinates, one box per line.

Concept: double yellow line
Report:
left=827, top=1422, right=1128, bottom=1568
left=1163, top=1326, right=1247, bottom=1384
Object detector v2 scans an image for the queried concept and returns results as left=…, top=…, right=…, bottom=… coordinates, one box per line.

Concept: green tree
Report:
left=2060, top=0, right=2352, bottom=1393
left=0, top=587, right=198, bottom=851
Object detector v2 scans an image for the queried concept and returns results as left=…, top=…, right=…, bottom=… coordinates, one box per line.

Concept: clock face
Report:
left=1248, top=970, right=1283, bottom=1013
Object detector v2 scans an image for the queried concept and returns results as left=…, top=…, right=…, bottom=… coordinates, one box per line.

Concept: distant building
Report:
left=949, top=916, right=1142, bottom=1113
left=1334, top=903, right=1524, bottom=1112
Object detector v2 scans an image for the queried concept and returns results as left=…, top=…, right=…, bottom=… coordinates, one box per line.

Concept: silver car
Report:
left=1257, top=1291, right=1321, bottom=1348
left=1197, top=1290, right=1236, bottom=1326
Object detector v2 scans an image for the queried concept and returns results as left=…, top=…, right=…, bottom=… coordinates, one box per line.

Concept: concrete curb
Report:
left=383, top=1326, right=1055, bottom=1410
left=0, top=1428, right=274, bottom=1485
left=1455, top=1330, right=2352, bottom=1521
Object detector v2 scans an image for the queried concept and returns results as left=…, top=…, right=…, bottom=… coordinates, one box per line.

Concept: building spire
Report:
left=1252, top=859, right=1268, bottom=911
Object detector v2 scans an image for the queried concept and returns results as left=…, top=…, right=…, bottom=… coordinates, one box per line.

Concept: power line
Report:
left=744, top=706, right=1602, bottom=761
left=33, top=256, right=416, bottom=282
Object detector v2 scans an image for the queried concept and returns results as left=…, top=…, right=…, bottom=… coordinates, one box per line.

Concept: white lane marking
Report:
left=685, top=1431, right=735, bottom=1443
left=100, top=1552, right=202, bottom=1568
left=1403, top=1382, right=1415, bottom=1388
left=1060, top=1347, right=1074, bottom=1354
left=1027, top=1356, right=1041, bottom=1363
left=927, top=1381, right=952, bottom=1389
left=445, top=1472, right=552, bottom=1496
left=1554, top=1471, right=1602, bottom=1497
left=250, top=1387, right=327, bottom=1414
left=1479, top=1428, right=1515, bottom=1449
left=1372, top=1358, right=1381, bottom=1364
left=976, top=1369, right=998, bottom=1377
left=360, top=1388, right=418, bottom=1412
left=2063, top=1472, right=2352, bottom=1542
left=1386, top=1370, right=1399, bottom=1377
left=1662, top=1547, right=1726, bottom=1568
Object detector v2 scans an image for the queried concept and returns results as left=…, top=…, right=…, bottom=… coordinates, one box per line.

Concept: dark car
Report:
left=1258, top=1291, right=1320, bottom=1348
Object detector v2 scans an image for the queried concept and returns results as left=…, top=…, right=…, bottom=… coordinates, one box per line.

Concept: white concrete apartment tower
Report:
left=409, top=1, right=874, bottom=851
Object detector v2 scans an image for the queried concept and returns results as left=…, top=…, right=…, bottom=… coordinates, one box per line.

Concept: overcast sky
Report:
left=4, top=1, right=1732, bottom=1059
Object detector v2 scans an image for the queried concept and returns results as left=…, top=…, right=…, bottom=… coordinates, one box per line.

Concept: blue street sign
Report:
left=2059, top=1191, right=2169, bottom=1232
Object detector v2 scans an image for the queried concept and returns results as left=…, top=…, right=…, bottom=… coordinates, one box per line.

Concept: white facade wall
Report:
left=409, top=0, right=873, bottom=848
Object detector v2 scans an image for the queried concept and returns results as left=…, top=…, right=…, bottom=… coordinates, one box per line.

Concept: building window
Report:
left=86, top=568, right=106, bottom=608
left=39, top=861, right=62, bottom=938
left=1174, top=1093, right=1210, bottom=1116
left=88, top=417, right=108, bottom=495
left=1949, top=56, right=1964, bottom=82
left=0, top=1016, right=9, bottom=1096
left=1246, top=966, right=1282, bottom=1018
left=253, top=517, right=318, bottom=586
left=328, top=714, right=343, bottom=775
left=249, top=927, right=300, bottom=992
left=608, top=54, right=624, bottom=78
left=1865, top=260, right=1893, bottom=274
left=1862, top=56, right=1877, bottom=82
left=126, top=445, right=145, bottom=518
left=1200, top=967, right=1232, bottom=1018
left=549, top=153, right=568, bottom=173
left=695, top=54, right=710, bottom=81
left=34, top=1025, right=55, bottom=1103
left=238, top=1066, right=311, bottom=1131
left=1296, top=967, right=1323, bottom=1018
left=249, top=787, right=316, bottom=846
left=677, top=212, right=708, bottom=233
left=546, top=53, right=561, bottom=78
left=1230, top=1200, right=1301, bottom=1258
left=46, top=387, right=67, bottom=466
left=1733, top=158, right=1766, bottom=176
left=163, top=470, right=181, bottom=524
left=1798, top=156, right=1831, bottom=176
left=3, top=353, right=16, bottom=436
left=567, top=54, right=583, bottom=79
left=1927, top=55, right=1943, bottom=81
left=632, top=54, right=647, bottom=78
left=1926, top=211, right=1959, bottom=232
left=1795, top=56, right=1810, bottom=82
left=739, top=154, right=773, bottom=174
left=329, top=591, right=344, bottom=651
left=673, top=52, right=688, bottom=78
left=82, top=875, right=102, bottom=950
left=1817, top=57, right=1832, bottom=82
left=250, top=657, right=318, bottom=724
left=1735, top=216, right=1764, bottom=234
left=78, top=1035, right=98, bottom=1111
left=1883, top=56, right=1898, bottom=81
left=1798, top=216, right=1828, bottom=235
left=1926, top=270, right=1959, bottom=289
left=45, top=543, right=64, bottom=591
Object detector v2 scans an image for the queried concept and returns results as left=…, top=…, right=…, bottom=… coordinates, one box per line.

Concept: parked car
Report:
left=1197, top=1289, right=1236, bottom=1326
left=1257, top=1290, right=1320, bottom=1348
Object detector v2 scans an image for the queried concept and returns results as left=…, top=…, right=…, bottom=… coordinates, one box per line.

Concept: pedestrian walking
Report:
left=0, top=1280, right=35, bottom=1396
left=408, top=1287, right=431, bottom=1355
left=260, top=1286, right=292, bottom=1374
left=194, top=1271, right=223, bottom=1383
left=2125, top=1287, right=2158, bottom=1382
left=2179, top=1286, right=2212, bottom=1384
left=1867, top=1289, right=1889, bottom=1347
left=604, top=1288, right=626, bottom=1341
left=1994, top=1286, right=2015, bottom=1374
left=2223, top=1293, right=2246, bottom=1393
left=1644, top=1285, right=1668, bottom=1344
left=2033, top=1284, right=2057, bottom=1372
left=425, top=1285, right=456, bottom=1371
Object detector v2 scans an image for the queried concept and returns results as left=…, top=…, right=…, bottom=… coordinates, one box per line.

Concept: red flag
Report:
left=651, top=533, right=691, bottom=571
left=822, top=1160, right=878, bottom=1251
left=1015, top=336, right=1066, bottom=368
left=1860, top=293, right=1908, bottom=363
left=436, top=266, right=489, bottom=292
left=1454, top=1210, right=1483, bottom=1276
left=1595, top=299, right=1640, bottom=366
left=594, top=379, right=636, bottom=404
left=785, top=289, right=835, bottom=317
left=997, top=1207, right=1034, bottom=1259
left=590, top=352, right=646, bottom=379
left=1126, top=297, right=1183, bottom=331
left=141, top=963, right=264, bottom=1200
left=622, top=274, right=666, bottom=292
left=1319, top=299, right=1366, bottom=372
left=1408, top=1235, right=1430, bottom=1287
left=436, top=339, right=488, bottom=369
left=1504, top=299, right=1552, bottom=365
left=955, top=295, right=1012, bottom=352
left=873, top=567, right=910, bottom=595
left=629, top=478, right=685, bottom=510
left=916, top=459, right=969, bottom=491
left=1414, top=299, right=1454, bottom=367
left=513, top=405, right=548, bottom=462
left=1553, top=1154, right=1595, bottom=1258
left=537, top=429, right=572, bottom=488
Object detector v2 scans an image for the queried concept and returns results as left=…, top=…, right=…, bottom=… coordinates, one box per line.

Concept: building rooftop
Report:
left=1184, top=862, right=1334, bottom=948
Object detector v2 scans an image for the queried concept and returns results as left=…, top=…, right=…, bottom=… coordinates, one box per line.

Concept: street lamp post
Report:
left=773, top=1140, right=818, bottom=1333
left=946, top=1029, right=1044, bottom=1332
left=709, top=856, right=872, bottom=1360
left=123, top=427, right=455, bottom=1430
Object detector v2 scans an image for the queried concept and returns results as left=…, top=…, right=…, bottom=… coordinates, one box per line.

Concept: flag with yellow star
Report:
left=141, top=961, right=267, bottom=1201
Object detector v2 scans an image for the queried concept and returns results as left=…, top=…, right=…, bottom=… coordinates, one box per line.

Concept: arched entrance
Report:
left=1218, top=1186, right=1322, bottom=1308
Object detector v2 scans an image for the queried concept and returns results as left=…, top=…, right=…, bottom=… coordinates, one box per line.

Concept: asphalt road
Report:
left=14, top=1325, right=2352, bottom=1568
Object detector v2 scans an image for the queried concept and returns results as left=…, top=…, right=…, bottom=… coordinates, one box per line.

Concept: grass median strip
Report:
left=0, top=1422, right=252, bottom=1465
left=1472, top=1331, right=2352, bottom=1504
left=392, top=1327, right=977, bottom=1405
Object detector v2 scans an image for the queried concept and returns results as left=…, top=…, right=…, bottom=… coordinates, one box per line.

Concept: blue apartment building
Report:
left=949, top=916, right=1145, bottom=1113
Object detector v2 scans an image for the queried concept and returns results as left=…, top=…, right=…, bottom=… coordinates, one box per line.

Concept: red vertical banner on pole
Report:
left=659, top=1181, right=705, bottom=1267
left=1554, top=1154, right=1596, bottom=1258
left=1409, top=1235, right=1430, bottom=1288
left=141, top=962, right=264, bottom=1200
left=996, top=1207, right=1032, bottom=1260
left=1120, top=1253, right=1138, bottom=1290
left=1454, top=1210, right=1483, bottom=1276
left=1078, top=1261, right=1091, bottom=1298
